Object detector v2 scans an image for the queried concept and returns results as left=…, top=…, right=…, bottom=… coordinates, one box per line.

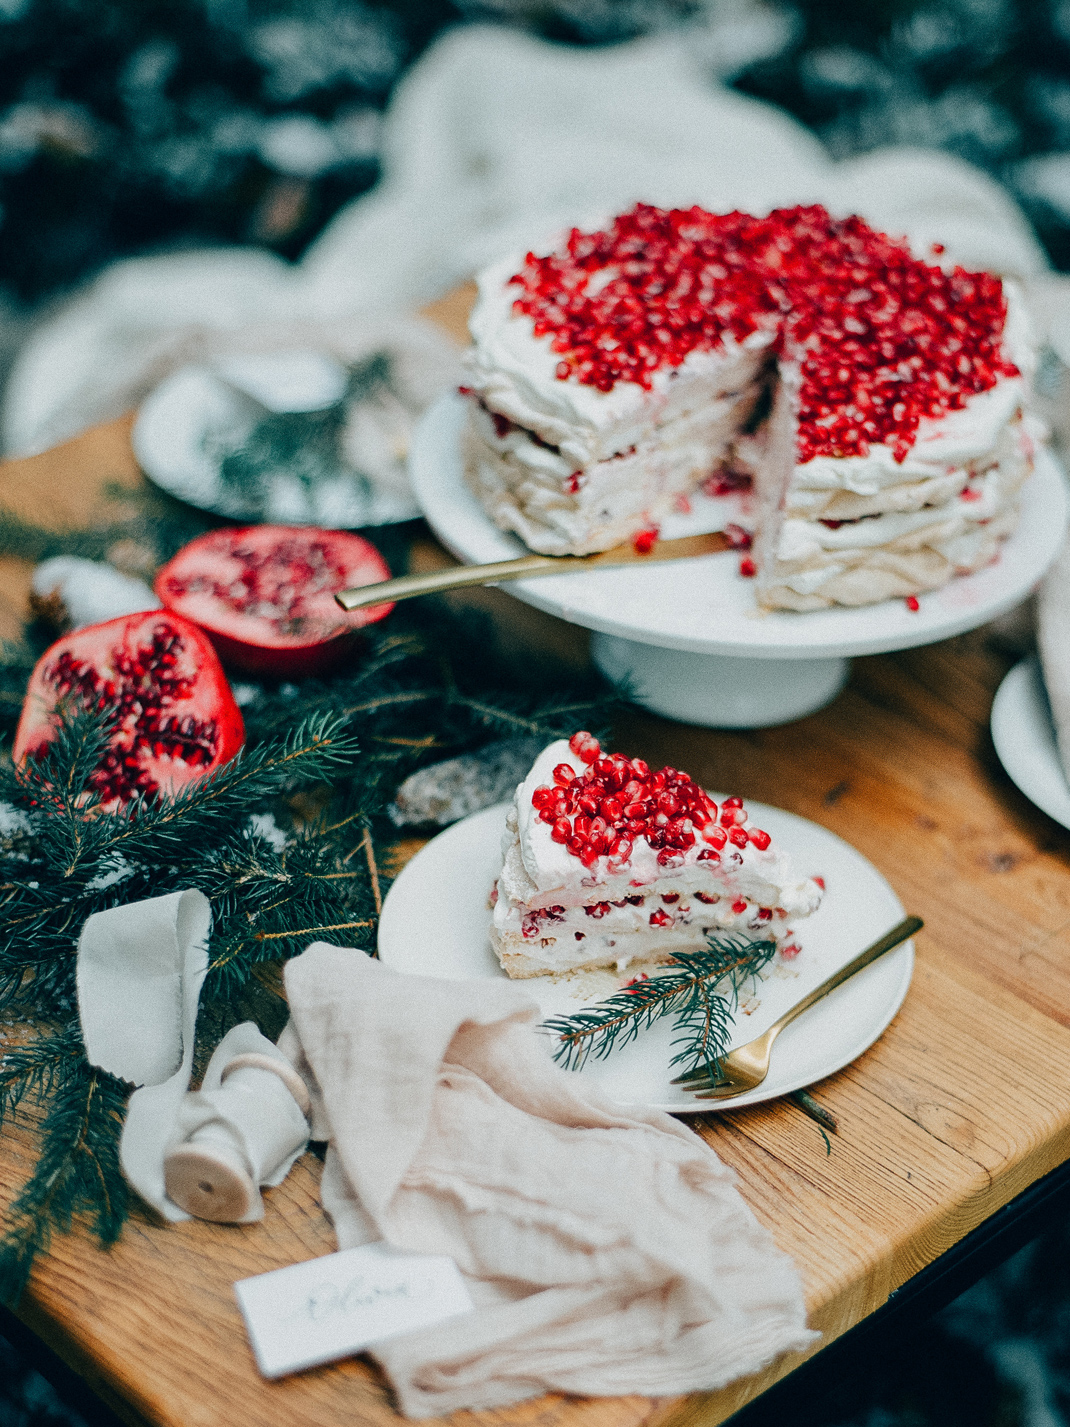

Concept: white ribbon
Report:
left=76, top=889, right=308, bottom=1222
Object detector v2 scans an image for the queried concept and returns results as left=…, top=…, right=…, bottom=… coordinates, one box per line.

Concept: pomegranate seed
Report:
left=574, top=815, right=592, bottom=838
left=610, top=835, right=633, bottom=859
left=632, top=528, right=658, bottom=555
left=568, top=835, right=584, bottom=855
left=722, top=796, right=743, bottom=807
left=631, top=759, right=650, bottom=779
left=585, top=902, right=611, bottom=918
left=575, top=932, right=585, bottom=940
left=728, top=826, right=749, bottom=847
left=697, top=849, right=721, bottom=863
left=553, top=763, right=575, bottom=785
left=661, top=892, right=680, bottom=904
left=569, top=731, right=601, bottom=763
left=551, top=818, right=571, bottom=843
left=579, top=844, right=601, bottom=868
left=731, top=899, right=748, bottom=915
left=749, top=828, right=771, bottom=850
left=703, top=825, right=727, bottom=848
left=905, top=595, right=920, bottom=611
left=649, top=909, right=673, bottom=927
left=657, top=849, right=684, bottom=867
left=531, top=785, right=555, bottom=808
left=756, top=908, right=772, bottom=920
left=781, top=943, right=802, bottom=960
left=723, top=523, right=752, bottom=551
left=695, top=891, right=719, bottom=903
left=739, top=557, right=757, bottom=578
left=813, top=876, right=826, bottom=889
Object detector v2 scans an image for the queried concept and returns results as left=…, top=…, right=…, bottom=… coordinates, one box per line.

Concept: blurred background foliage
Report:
left=0, top=0, right=1066, bottom=315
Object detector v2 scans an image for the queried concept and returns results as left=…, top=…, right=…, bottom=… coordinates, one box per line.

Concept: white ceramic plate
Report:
left=410, top=393, right=1068, bottom=661
left=378, top=799, right=914, bottom=1113
left=991, top=658, right=1070, bottom=829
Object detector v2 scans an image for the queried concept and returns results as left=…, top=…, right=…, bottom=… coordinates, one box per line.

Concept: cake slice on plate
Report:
left=491, top=732, right=823, bottom=978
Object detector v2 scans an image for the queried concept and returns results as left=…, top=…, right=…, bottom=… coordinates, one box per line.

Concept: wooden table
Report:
left=3, top=295, right=1070, bottom=1427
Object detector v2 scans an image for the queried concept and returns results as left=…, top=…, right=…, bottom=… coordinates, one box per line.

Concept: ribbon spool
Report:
left=163, top=1052, right=311, bottom=1223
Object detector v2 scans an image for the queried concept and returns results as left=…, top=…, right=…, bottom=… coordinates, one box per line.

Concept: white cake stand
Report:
left=410, top=394, right=1070, bottom=727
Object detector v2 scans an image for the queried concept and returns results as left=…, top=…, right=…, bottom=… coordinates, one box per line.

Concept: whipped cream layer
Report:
left=491, top=739, right=822, bottom=977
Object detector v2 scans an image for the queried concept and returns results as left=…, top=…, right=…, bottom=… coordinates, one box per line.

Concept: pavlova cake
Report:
left=491, top=731, right=823, bottom=978
left=462, top=203, right=1036, bottom=611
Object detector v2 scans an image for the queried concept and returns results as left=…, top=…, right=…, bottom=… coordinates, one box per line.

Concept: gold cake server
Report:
left=335, top=530, right=731, bottom=612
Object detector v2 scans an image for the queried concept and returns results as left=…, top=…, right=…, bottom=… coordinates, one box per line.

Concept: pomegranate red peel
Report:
left=14, top=611, right=245, bottom=810
left=154, top=526, right=395, bottom=678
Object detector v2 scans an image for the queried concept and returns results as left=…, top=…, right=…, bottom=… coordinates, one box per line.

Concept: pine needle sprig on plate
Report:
left=543, top=935, right=778, bottom=1081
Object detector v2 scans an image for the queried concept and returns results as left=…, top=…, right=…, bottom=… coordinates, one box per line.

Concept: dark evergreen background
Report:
left=0, top=1, right=1069, bottom=1422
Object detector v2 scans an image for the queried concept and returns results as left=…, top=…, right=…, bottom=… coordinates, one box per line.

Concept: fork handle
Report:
left=766, top=914, right=922, bottom=1044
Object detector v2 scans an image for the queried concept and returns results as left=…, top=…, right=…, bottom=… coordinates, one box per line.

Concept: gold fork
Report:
left=672, top=914, right=923, bottom=1100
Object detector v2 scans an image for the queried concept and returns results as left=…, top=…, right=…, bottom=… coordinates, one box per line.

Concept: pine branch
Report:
left=543, top=935, right=778, bottom=1077
left=0, top=1059, right=128, bottom=1306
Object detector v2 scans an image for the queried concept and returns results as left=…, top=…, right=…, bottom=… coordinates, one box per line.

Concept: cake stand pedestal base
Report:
left=591, top=632, right=850, bottom=728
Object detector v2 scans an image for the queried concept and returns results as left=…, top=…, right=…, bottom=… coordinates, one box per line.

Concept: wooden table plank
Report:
left=0, top=306, right=1069, bottom=1427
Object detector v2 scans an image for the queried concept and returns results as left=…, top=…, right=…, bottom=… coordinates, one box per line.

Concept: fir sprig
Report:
left=543, top=935, right=778, bottom=1080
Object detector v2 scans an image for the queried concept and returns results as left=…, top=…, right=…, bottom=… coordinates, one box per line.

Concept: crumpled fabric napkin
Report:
left=278, top=943, right=815, bottom=1418
left=3, top=25, right=1052, bottom=460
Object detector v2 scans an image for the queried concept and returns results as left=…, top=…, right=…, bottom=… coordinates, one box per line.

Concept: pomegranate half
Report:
left=153, top=526, right=394, bottom=677
left=14, top=610, right=245, bottom=810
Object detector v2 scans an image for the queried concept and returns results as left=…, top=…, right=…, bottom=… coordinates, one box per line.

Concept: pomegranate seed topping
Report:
left=731, top=899, right=749, bottom=915
left=569, top=731, right=601, bottom=763
left=813, top=875, right=826, bottom=889
left=905, top=595, right=920, bottom=611
left=661, top=892, right=680, bottom=904
left=649, top=909, right=673, bottom=927
left=624, top=894, right=645, bottom=905
left=575, top=932, right=585, bottom=940
left=508, top=204, right=1016, bottom=465
left=695, top=891, right=719, bottom=903
left=781, top=943, right=802, bottom=960
left=534, top=736, right=776, bottom=877
left=739, top=557, right=757, bottom=578
left=723, top=523, right=753, bottom=551
left=585, top=902, right=611, bottom=918
left=756, top=908, right=772, bottom=920
left=564, top=471, right=583, bottom=494
left=632, top=528, right=658, bottom=554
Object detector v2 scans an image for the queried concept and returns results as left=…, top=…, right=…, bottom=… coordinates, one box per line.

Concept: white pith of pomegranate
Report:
left=14, top=611, right=245, bottom=810
left=153, top=526, right=394, bottom=677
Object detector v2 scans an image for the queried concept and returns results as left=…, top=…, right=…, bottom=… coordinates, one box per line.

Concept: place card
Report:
left=234, top=1240, right=475, bottom=1378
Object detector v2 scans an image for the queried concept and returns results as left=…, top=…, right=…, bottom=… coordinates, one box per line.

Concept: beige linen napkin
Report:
left=279, top=943, right=814, bottom=1418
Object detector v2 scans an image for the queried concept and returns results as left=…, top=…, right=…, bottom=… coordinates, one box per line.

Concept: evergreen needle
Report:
left=543, top=935, right=777, bottom=1079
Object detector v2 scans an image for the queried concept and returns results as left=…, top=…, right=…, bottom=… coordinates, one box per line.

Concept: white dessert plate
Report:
left=411, top=392, right=1068, bottom=661
left=378, top=798, right=915, bottom=1113
left=991, top=657, right=1070, bottom=830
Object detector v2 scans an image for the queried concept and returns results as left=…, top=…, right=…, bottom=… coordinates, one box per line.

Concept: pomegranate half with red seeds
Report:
left=154, top=526, right=394, bottom=678
left=14, top=611, right=245, bottom=810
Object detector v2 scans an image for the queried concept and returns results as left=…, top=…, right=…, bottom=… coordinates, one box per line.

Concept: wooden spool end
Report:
left=164, top=1143, right=256, bottom=1223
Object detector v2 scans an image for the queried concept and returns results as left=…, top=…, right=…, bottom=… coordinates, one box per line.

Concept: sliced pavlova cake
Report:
left=491, top=731, right=823, bottom=978
left=462, top=203, right=1035, bottom=608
